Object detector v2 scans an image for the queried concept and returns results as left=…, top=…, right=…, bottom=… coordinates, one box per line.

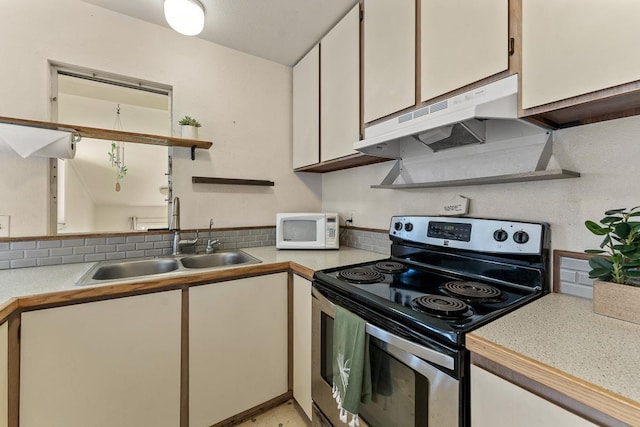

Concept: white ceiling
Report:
left=81, top=0, right=359, bottom=66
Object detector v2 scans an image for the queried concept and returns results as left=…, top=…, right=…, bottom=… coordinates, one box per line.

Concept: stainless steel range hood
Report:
left=355, top=75, right=547, bottom=158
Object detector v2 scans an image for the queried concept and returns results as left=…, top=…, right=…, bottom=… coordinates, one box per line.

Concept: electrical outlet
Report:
left=0, top=215, right=9, bottom=238
left=346, top=211, right=356, bottom=225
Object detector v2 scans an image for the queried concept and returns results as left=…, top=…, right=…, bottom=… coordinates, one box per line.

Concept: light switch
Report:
left=0, top=215, right=9, bottom=237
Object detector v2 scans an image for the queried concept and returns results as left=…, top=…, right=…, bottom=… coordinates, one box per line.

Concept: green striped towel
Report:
left=332, top=306, right=371, bottom=426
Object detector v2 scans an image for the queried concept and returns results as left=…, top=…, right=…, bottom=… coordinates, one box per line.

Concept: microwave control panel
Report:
left=326, top=216, right=338, bottom=247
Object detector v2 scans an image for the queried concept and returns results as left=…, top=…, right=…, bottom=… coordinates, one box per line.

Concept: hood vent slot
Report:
left=414, top=119, right=486, bottom=152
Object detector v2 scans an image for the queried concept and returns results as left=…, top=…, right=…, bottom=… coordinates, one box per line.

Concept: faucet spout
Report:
left=170, top=197, right=197, bottom=255
left=170, top=197, right=180, bottom=231
left=205, top=218, right=220, bottom=253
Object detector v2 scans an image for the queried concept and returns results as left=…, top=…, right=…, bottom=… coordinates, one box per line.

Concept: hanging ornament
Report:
left=107, top=104, right=127, bottom=192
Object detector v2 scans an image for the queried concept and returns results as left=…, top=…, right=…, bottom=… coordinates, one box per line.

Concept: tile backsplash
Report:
left=557, top=255, right=593, bottom=299
left=0, top=228, right=276, bottom=270
left=340, top=228, right=390, bottom=256
left=0, top=226, right=391, bottom=270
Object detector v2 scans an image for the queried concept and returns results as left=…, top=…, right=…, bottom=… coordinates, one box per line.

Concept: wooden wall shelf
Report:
left=0, top=116, right=212, bottom=149
left=192, top=177, right=275, bottom=186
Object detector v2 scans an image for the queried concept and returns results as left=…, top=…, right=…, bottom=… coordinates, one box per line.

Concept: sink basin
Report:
left=180, top=251, right=261, bottom=269
left=90, top=258, right=180, bottom=280
left=76, top=250, right=261, bottom=285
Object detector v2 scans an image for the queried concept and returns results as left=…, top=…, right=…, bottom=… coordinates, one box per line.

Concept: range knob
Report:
left=394, top=222, right=403, bottom=231
left=404, top=223, right=414, bottom=232
left=493, top=229, right=508, bottom=242
left=513, top=230, right=530, bottom=244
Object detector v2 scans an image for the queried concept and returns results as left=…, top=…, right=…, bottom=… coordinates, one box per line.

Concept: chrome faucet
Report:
left=205, top=218, right=221, bottom=253
left=170, top=197, right=198, bottom=255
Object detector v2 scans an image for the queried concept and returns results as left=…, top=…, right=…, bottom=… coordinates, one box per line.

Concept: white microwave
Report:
left=276, top=213, right=339, bottom=249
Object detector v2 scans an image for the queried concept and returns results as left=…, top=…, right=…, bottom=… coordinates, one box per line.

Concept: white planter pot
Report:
left=181, top=125, right=198, bottom=140
left=593, top=280, right=640, bottom=324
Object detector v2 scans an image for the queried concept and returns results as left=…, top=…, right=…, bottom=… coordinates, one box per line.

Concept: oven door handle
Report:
left=312, top=287, right=455, bottom=371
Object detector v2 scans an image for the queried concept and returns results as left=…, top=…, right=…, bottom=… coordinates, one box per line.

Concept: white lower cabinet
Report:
left=471, top=365, right=596, bottom=426
left=293, top=275, right=312, bottom=419
left=20, top=291, right=182, bottom=427
left=0, top=322, right=7, bottom=427
left=189, top=273, right=288, bottom=427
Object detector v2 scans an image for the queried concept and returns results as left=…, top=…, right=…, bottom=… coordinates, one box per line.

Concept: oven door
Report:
left=312, top=287, right=460, bottom=427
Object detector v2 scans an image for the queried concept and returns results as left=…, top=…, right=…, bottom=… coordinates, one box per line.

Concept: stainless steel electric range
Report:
left=311, top=216, right=550, bottom=427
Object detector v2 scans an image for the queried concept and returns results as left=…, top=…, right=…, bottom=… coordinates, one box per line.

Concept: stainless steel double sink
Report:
left=77, top=250, right=261, bottom=286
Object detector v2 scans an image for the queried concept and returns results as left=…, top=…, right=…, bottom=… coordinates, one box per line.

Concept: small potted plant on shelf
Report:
left=179, top=115, right=201, bottom=139
left=585, top=206, right=640, bottom=324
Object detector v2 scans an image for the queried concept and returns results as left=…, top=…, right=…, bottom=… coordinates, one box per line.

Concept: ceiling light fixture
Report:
left=164, top=0, right=205, bottom=36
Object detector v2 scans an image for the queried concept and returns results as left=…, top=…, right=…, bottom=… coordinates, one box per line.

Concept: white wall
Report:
left=0, top=0, right=321, bottom=237
left=0, top=153, right=48, bottom=237
left=322, top=115, right=640, bottom=253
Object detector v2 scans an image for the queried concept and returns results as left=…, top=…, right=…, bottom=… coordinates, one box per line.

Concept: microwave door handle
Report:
left=312, top=287, right=455, bottom=371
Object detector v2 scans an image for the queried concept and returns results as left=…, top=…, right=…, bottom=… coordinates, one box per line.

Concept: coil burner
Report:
left=411, top=294, right=473, bottom=319
left=337, top=267, right=384, bottom=284
left=441, top=281, right=504, bottom=303
left=374, top=261, right=407, bottom=274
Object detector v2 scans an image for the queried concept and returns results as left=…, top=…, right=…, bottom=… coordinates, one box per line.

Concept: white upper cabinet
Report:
left=522, top=0, right=640, bottom=109
left=421, top=0, right=508, bottom=102
left=320, top=4, right=360, bottom=162
left=363, top=0, right=416, bottom=123
left=293, top=45, right=320, bottom=169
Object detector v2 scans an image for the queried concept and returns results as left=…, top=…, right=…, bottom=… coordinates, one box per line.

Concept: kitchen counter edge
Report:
left=467, top=293, right=640, bottom=426
left=0, top=246, right=383, bottom=320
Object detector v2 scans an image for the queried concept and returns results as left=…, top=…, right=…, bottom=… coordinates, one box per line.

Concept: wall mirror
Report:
left=52, top=66, right=172, bottom=235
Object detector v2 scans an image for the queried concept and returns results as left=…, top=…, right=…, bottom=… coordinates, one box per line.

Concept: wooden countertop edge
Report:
left=0, top=261, right=293, bottom=315
left=466, top=333, right=640, bottom=425
left=0, top=260, right=316, bottom=318
left=289, top=262, right=315, bottom=281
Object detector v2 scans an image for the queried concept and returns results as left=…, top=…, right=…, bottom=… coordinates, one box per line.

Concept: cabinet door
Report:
left=20, top=291, right=182, bottom=427
left=0, top=322, right=6, bottom=427
left=471, top=365, right=596, bottom=426
left=293, top=45, right=320, bottom=169
left=420, top=0, right=508, bottom=102
left=522, top=0, right=640, bottom=109
left=189, top=273, right=288, bottom=427
left=293, top=275, right=312, bottom=419
left=320, top=4, right=360, bottom=162
left=363, top=0, right=416, bottom=123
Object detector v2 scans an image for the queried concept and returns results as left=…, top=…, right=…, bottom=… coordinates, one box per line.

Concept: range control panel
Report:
left=427, top=221, right=472, bottom=242
left=390, top=216, right=546, bottom=255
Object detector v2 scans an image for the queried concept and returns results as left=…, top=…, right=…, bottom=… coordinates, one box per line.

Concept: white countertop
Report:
left=0, top=246, right=384, bottom=306
left=469, top=292, right=640, bottom=404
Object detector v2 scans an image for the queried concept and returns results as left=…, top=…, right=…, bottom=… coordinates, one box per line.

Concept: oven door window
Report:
left=283, top=220, right=317, bottom=242
left=321, top=314, right=428, bottom=427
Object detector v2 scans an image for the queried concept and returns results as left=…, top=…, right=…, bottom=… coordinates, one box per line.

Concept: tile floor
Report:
left=235, top=400, right=310, bottom=427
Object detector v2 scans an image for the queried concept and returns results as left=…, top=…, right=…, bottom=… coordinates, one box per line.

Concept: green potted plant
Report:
left=179, top=115, right=201, bottom=139
left=585, top=206, right=640, bottom=324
